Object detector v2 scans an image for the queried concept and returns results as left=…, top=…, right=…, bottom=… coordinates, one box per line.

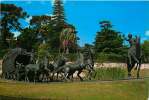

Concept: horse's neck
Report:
left=53, top=62, right=58, bottom=68
left=53, top=58, right=63, bottom=68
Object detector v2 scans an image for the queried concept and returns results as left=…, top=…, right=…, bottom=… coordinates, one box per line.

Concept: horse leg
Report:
left=128, top=52, right=132, bottom=66
left=88, top=70, right=92, bottom=80
left=51, top=72, right=54, bottom=81
left=49, top=72, right=54, bottom=81
left=34, top=72, right=36, bottom=83
left=67, top=73, right=72, bottom=80
left=137, top=60, right=141, bottom=79
left=71, top=74, right=74, bottom=81
left=56, top=72, right=59, bottom=80
left=46, top=72, right=49, bottom=82
left=25, top=75, right=29, bottom=82
left=64, top=72, right=69, bottom=81
left=127, top=64, right=132, bottom=79
left=77, top=70, right=83, bottom=81
left=41, top=73, right=45, bottom=82
left=25, top=72, right=28, bottom=82
left=134, top=63, right=139, bottom=70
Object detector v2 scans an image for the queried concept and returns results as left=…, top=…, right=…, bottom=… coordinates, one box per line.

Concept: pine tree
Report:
left=52, top=0, right=66, bottom=29
left=94, top=21, right=124, bottom=54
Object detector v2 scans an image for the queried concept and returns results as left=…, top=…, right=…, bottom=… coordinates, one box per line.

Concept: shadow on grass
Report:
left=0, top=95, right=54, bottom=100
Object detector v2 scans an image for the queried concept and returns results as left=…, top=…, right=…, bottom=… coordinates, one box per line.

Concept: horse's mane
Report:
left=75, top=52, right=84, bottom=64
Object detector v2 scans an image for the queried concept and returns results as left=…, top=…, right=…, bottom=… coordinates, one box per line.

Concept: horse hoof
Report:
left=128, top=75, right=131, bottom=80
left=134, top=67, right=137, bottom=70
left=128, top=77, right=130, bottom=80
left=137, top=75, right=139, bottom=79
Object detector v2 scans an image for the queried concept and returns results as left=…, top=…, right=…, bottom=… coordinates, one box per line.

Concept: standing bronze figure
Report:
left=124, top=33, right=142, bottom=78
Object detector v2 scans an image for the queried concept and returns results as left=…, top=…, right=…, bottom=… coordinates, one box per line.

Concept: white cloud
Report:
left=25, top=25, right=30, bottom=28
left=45, top=13, right=53, bottom=16
left=51, top=0, right=55, bottom=5
left=145, top=30, right=149, bottom=37
left=25, top=16, right=32, bottom=24
left=13, top=31, right=21, bottom=37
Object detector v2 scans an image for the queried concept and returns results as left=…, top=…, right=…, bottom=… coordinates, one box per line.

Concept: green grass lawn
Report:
left=0, top=79, right=148, bottom=100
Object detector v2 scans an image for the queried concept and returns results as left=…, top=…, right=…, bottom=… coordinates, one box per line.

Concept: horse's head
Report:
left=47, top=63, right=55, bottom=71
left=85, top=63, right=94, bottom=72
left=55, top=54, right=67, bottom=67
left=15, top=61, right=25, bottom=70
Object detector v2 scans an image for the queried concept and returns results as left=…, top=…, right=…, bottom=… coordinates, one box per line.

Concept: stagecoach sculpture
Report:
left=1, top=32, right=142, bottom=82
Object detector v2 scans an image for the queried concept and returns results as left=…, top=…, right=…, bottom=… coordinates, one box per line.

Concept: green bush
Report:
left=44, top=53, right=78, bottom=62
left=0, top=49, right=8, bottom=59
left=92, top=67, right=126, bottom=80
left=37, top=44, right=49, bottom=59
left=95, top=52, right=126, bottom=63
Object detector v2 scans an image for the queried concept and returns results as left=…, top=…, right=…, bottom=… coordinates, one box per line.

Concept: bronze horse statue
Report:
left=62, top=47, right=95, bottom=81
left=47, top=55, right=67, bottom=80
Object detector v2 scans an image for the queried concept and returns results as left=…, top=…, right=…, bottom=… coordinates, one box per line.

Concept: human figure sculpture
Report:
left=124, top=33, right=142, bottom=78
left=124, top=34, right=139, bottom=66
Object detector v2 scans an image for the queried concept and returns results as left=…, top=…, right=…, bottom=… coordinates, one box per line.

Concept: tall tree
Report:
left=0, top=3, right=28, bottom=48
left=94, top=20, right=124, bottom=54
left=30, top=15, right=52, bottom=43
left=18, top=27, right=38, bottom=51
left=50, top=0, right=67, bottom=52
left=52, top=0, right=66, bottom=29
left=18, top=15, right=53, bottom=51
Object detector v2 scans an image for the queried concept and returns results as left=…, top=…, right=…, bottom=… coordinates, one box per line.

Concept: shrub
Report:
left=95, top=52, right=126, bottom=63
left=37, top=44, right=49, bottom=59
left=92, top=67, right=126, bottom=80
left=0, top=49, right=8, bottom=59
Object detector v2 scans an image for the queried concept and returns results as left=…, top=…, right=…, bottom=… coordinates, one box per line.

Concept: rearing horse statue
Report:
left=62, top=46, right=95, bottom=81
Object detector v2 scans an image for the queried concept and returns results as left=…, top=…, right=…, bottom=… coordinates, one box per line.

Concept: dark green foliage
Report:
left=51, top=0, right=67, bottom=51
left=0, top=49, right=8, bottom=59
left=142, top=40, right=149, bottom=63
left=30, top=15, right=51, bottom=27
left=0, top=4, right=28, bottom=58
left=92, top=67, right=126, bottom=80
left=95, top=52, right=126, bottom=63
left=17, top=27, right=38, bottom=51
left=94, top=21, right=124, bottom=54
left=94, top=20, right=127, bottom=62
left=30, top=15, right=53, bottom=43
left=52, top=0, right=66, bottom=29
left=0, top=3, right=28, bottom=49
left=20, top=15, right=58, bottom=52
